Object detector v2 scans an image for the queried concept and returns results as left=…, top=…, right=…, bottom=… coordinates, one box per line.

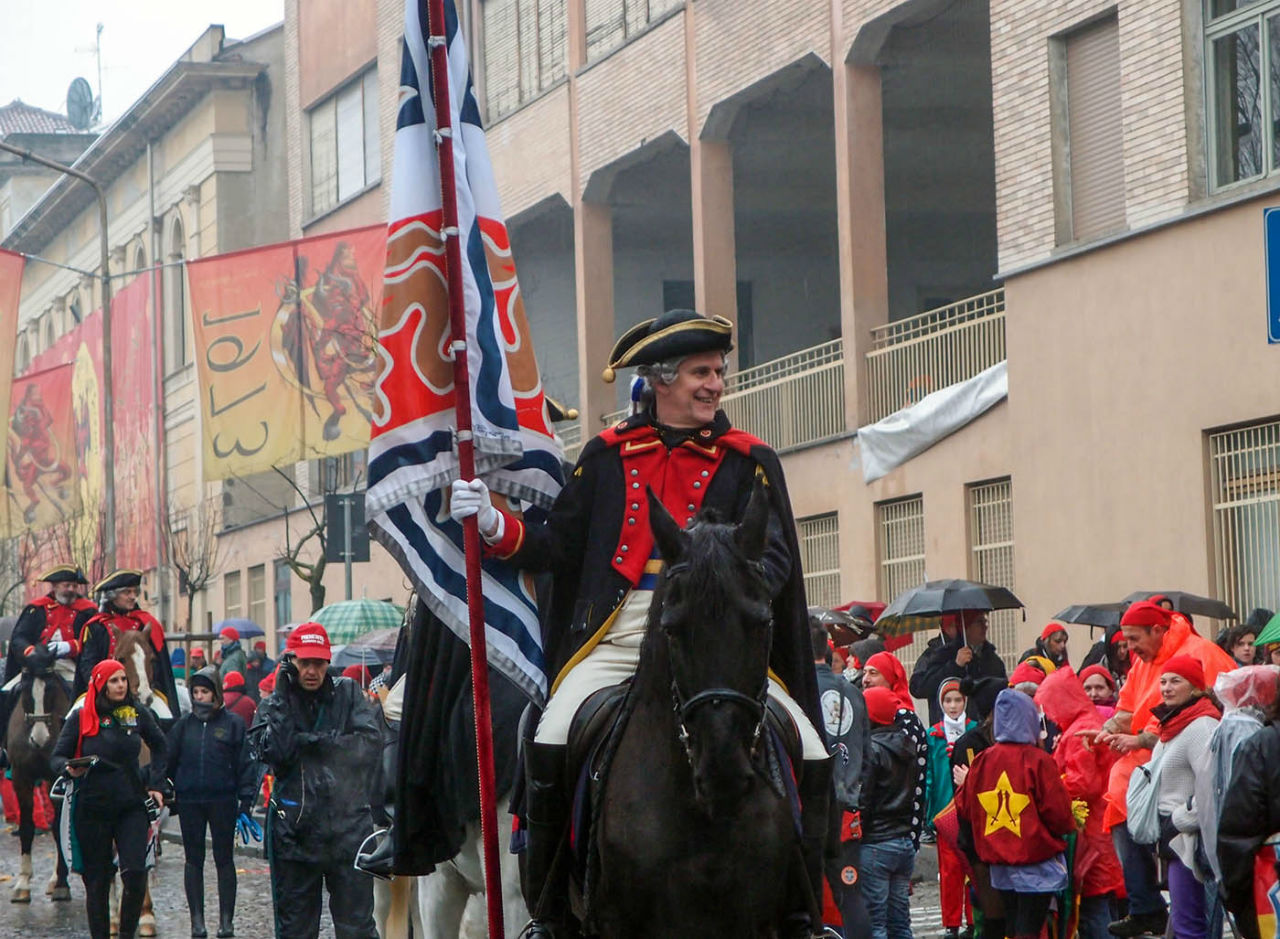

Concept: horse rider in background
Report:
left=450, top=309, right=832, bottom=939
left=76, top=570, right=179, bottom=723
left=0, top=565, right=97, bottom=769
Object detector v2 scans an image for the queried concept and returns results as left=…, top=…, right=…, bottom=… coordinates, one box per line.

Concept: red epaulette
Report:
left=129, top=610, right=167, bottom=653
left=714, top=427, right=768, bottom=457
left=597, top=419, right=656, bottom=450
left=30, top=595, right=59, bottom=611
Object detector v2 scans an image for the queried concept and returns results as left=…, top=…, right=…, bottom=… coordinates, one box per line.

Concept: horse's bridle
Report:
left=670, top=678, right=769, bottom=766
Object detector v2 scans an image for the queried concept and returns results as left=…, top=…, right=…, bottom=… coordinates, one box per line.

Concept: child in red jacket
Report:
left=959, top=689, right=1074, bottom=939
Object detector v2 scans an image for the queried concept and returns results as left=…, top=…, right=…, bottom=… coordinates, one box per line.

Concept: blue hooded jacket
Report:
left=993, top=688, right=1040, bottom=745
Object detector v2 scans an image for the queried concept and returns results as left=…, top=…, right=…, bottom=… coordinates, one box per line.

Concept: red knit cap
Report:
left=1121, top=600, right=1174, bottom=629
left=864, top=686, right=900, bottom=726
left=1079, top=664, right=1117, bottom=691
left=219, top=626, right=240, bottom=641
left=1009, top=661, right=1047, bottom=687
left=1160, top=654, right=1206, bottom=690
left=1040, top=623, right=1066, bottom=641
left=222, top=670, right=245, bottom=690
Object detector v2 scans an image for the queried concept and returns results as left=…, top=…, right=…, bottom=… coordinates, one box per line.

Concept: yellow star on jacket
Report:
left=977, top=770, right=1031, bottom=837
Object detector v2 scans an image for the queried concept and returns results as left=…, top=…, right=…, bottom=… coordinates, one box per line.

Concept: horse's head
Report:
left=648, top=478, right=774, bottom=812
left=113, top=630, right=156, bottom=708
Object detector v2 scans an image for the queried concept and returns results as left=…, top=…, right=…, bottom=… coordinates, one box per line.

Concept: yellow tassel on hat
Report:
left=602, top=366, right=616, bottom=383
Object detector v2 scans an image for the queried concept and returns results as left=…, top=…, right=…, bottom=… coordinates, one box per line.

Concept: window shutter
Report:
left=1066, top=17, right=1125, bottom=240
left=310, top=101, right=338, bottom=215
left=363, top=71, right=381, bottom=185
left=336, top=82, right=365, bottom=202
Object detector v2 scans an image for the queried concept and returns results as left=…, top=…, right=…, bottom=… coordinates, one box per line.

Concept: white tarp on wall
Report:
left=857, top=361, right=1008, bottom=483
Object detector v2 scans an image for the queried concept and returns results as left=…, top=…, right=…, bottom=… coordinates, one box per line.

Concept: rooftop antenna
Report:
left=73, top=23, right=104, bottom=125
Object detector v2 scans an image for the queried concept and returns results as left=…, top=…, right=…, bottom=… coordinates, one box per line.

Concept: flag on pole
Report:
left=367, top=0, right=564, bottom=705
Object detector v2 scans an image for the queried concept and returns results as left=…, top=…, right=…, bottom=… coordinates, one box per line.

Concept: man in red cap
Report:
left=248, top=622, right=380, bottom=938
left=218, top=626, right=247, bottom=685
left=1090, top=600, right=1235, bottom=937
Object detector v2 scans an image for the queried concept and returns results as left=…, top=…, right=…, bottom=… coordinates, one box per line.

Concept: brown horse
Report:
left=6, top=644, right=72, bottom=903
left=109, top=629, right=168, bottom=937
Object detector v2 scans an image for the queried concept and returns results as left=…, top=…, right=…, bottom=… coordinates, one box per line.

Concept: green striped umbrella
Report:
left=310, top=599, right=406, bottom=645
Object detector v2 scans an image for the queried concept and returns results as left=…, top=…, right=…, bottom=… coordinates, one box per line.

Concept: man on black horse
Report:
left=0, top=565, right=96, bottom=769
left=450, top=310, right=832, bottom=939
left=77, top=570, right=179, bottom=724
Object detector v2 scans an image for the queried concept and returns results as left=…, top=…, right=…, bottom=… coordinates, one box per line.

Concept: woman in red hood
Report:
left=1035, top=667, right=1125, bottom=939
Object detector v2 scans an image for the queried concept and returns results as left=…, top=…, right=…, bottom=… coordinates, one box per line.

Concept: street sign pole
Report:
left=343, top=495, right=353, bottom=601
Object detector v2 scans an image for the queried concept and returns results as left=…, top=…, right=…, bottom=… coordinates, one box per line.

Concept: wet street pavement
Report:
left=0, top=816, right=335, bottom=938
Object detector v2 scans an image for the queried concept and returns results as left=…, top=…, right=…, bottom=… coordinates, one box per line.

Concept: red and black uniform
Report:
left=488, top=410, right=817, bottom=716
left=77, top=607, right=178, bottom=718
left=4, top=594, right=96, bottom=683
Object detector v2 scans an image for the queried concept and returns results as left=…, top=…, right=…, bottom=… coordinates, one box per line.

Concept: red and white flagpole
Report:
left=425, top=2, right=505, bottom=937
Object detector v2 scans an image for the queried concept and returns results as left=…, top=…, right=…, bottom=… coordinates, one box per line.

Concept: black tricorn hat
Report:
left=95, top=569, right=143, bottom=594
left=544, top=396, right=579, bottom=424
left=601, top=310, right=733, bottom=383
left=39, top=565, right=88, bottom=585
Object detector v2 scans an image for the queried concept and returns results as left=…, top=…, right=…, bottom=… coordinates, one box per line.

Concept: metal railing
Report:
left=592, top=339, right=846, bottom=454
left=559, top=421, right=584, bottom=466
left=865, top=289, right=1006, bottom=424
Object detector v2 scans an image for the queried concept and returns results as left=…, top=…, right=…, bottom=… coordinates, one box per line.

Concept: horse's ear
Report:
left=735, top=475, right=770, bottom=560
left=647, top=487, right=689, bottom=562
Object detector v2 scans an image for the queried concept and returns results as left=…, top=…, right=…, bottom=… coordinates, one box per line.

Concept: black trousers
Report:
left=998, top=890, right=1053, bottom=939
left=270, top=857, right=377, bottom=939
left=74, top=800, right=150, bottom=939
left=177, top=798, right=237, bottom=869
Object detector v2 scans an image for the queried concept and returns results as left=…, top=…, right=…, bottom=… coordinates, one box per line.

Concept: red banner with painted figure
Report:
left=186, top=225, right=386, bottom=480
left=5, top=363, right=79, bottom=532
left=0, top=249, right=22, bottom=536
left=20, top=274, right=158, bottom=571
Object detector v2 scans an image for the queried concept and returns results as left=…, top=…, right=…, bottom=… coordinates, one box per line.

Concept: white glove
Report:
left=449, top=478, right=503, bottom=544
left=47, top=640, right=72, bottom=657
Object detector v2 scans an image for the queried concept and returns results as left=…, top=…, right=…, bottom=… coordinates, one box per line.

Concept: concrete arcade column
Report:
left=690, top=137, right=739, bottom=364
left=833, top=62, right=890, bottom=431
left=573, top=201, right=617, bottom=429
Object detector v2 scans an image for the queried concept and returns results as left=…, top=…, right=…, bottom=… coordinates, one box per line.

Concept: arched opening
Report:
left=16, top=331, right=30, bottom=373
left=43, top=312, right=55, bottom=350
left=134, top=244, right=147, bottom=282
left=68, top=290, right=83, bottom=325
left=164, top=216, right=188, bottom=373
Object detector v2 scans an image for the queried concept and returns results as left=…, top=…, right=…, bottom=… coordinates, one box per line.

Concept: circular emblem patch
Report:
left=841, top=865, right=858, bottom=885
left=820, top=689, right=855, bottom=737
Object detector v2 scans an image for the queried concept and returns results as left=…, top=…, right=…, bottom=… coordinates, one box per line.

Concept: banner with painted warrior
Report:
left=187, top=225, right=386, bottom=480
left=0, top=250, right=20, bottom=535
left=22, top=274, right=159, bottom=572
left=5, top=362, right=79, bottom=531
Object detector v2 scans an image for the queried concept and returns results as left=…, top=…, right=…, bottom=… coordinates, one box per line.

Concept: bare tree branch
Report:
left=163, top=496, right=227, bottom=632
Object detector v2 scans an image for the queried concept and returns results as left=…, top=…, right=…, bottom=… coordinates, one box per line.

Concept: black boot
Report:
left=117, top=870, right=148, bottom=939
left=519, top=742, right=570, bottom=938
left=83, top=876, right=112, bottom=939
left=184, top=863, right=207, bottom=937
left=215, top=863, right=236, bottom=937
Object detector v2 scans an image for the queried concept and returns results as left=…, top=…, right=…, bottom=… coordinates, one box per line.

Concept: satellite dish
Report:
left=67, top=77, right=95, bottom=130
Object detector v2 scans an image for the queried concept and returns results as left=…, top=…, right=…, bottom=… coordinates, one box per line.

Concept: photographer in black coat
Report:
left=248, top=623, right=381, bottom=939
left=52, top=659, right=168, bottom=939
left=909, top=612, right=1007, bottom=726
left=165, top=666, right=259, bottom=938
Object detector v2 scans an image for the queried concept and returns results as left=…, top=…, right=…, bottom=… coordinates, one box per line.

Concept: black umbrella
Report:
left=808, top=605, right=875, bottom=647
left=1053, top=602, right=1128, bottom=629
left=877, top=579, right=1024, bottom=638
left=1123, top=591, right=1236, bottom=621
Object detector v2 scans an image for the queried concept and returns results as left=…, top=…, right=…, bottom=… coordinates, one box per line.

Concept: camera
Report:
left=143, top=796, right=160, bottom=822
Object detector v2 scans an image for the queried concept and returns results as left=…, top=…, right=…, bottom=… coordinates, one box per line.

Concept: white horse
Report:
left=412, top=795, right=527, bottom=939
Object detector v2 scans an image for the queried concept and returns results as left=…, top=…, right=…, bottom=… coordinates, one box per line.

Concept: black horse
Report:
left=588, top=483, right=802, bottom=938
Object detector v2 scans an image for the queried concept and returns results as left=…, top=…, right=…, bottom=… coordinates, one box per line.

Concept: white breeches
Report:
left=534, top=590, right=828, bottom=760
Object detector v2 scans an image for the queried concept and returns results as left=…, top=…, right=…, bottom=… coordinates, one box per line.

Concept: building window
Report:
left=1205, top=0, right=1280, bottom=188
left=797, top=513, right=841, bottom=608
left=274, top=558, right=293, bottom=630
left=310, top=69, right=380, bottom=217
left=248, top=564, right=267, bottom=629
left=1056, top=15, right=1125, bottom=241
left=584, top=0, right=683, bottom=60
left=15, top=332, right=30, bottom=373
left=164, top=217, right=188, bottom=373
left=877, top=495, right=927, bottom=671
left=968, top=477, right=1017, bottom=667
left=223, top=570, right=242, bottom=620
left=43, top=312, right=55, bottom=349
left=1210, top=419, right=1280, bottom=618
left=481, top=0, right=568, bottom=120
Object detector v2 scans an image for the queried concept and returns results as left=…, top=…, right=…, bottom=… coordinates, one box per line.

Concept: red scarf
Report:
left=1154, top=695, right=1220, bottom=742
left=865, top=651, right=913, bottom=710
left=77, top=660, right=126, bottom=756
